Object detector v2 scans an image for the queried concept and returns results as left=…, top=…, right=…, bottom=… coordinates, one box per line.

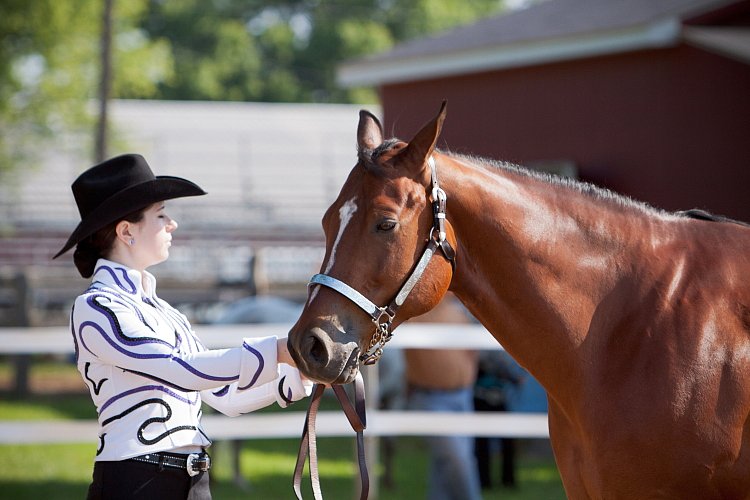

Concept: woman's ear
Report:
left=115, top=220, right=134, bottom=246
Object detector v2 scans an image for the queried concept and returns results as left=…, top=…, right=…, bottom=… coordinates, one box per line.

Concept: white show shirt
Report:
left=71, top=259, right=311, bottom=461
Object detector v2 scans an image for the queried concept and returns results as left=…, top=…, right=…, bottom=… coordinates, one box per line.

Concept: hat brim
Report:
left=53, top=176, right=206, bottom=259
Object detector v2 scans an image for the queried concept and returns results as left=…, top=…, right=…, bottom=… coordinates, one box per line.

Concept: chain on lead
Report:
left=360, top=309, right=394, bottom=365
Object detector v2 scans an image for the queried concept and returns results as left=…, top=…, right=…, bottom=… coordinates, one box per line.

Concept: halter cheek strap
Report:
left=308, top=156, right=456, bottom=365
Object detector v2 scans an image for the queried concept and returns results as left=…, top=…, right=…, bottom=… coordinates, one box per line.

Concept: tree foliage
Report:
left=0, top=0, right=171, bottom=179
left=135, top=0, right=510, bottom=103
left=0, top=0, right=511, bottom=178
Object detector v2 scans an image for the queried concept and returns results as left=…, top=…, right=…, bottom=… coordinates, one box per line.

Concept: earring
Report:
left=129, top=239, right=135, bottom=246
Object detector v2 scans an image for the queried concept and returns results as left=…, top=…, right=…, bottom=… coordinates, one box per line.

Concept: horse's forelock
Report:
left=357, top=139, right=407, bottom=176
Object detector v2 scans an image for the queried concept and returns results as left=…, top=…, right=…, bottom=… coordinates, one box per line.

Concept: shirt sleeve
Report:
left=201, top=364, right=314, bottom=417
left=72, top=291, right=278, bottom=392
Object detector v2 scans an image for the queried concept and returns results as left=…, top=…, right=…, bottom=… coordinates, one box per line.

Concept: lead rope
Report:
left=293, top=372, right=368, bottom=499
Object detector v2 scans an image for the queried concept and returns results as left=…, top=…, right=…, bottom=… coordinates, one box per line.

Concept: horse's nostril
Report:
left=308, top=334, right=328, bottom=365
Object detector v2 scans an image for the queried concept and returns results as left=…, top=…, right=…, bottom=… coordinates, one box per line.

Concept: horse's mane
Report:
left=447, top=150, right=678, bottom=219
left=358, top=141, right=744, bottom=226
left=454, top=151, right=750, bottom=227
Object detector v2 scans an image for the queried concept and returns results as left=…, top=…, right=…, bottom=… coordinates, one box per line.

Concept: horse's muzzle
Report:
left=288, top=325, right=360, bottom=384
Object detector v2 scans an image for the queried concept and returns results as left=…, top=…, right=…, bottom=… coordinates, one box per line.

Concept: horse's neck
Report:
left=440, top=155, right=655, bottom=396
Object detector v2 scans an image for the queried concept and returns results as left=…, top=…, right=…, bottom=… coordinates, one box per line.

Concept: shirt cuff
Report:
left=237, top=336, right=278, bottom=390
left=275, top=364, right=314, bottom=407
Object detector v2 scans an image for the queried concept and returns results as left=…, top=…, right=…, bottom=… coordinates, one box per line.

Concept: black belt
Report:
left=129, top=451, right=211, bottom=477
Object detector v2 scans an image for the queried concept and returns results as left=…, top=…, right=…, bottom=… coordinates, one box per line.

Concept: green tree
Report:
left=386, top=0, right=506, bottom=40
left=135, top=0, right=510, bottom=104
left=289, top=0, right=393, bottom=103
left=138, top=0, right=264, bottom=101
left=0, top=0, right=171, bottom=180
left=0, top=0, right=513, bottom=178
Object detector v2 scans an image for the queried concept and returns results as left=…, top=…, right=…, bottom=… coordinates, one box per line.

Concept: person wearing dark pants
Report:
left=55, top=154, right=312, bottom=499
left=473, top=350, right=522, bottom=489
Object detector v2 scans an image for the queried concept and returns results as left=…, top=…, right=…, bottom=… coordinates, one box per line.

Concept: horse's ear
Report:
left=357, top=110, right=384, bottom=150
left=398, top=101, right=447, bottom=174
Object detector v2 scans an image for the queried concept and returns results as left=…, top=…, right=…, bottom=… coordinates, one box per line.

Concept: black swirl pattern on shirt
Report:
left=90, top=294, right=174, bottom=349
left=120, top=368, right=194, bottom=392
left=277, top=376, right=293, bottom=405
left=101, top=397, right=196, bottom=446
left=96, top=433, right=106, bottom=456
left=90, top=285, right=157, bottom=333
left=84, top=362, right=108, bottom=395
left=195, top=409, right=211, bottom=444
left=70, top=304, right=80, bottom=363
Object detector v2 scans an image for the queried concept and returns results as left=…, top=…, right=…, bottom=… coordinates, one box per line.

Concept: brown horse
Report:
left=287, top=102, right=750, bottom=498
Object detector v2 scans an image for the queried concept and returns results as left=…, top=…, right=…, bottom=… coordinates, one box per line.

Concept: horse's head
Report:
left=287, top=102, right=456, bottom=384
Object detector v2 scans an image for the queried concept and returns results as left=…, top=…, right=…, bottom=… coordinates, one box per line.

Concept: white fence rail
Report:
left=0, top=324, right=549, bottom=443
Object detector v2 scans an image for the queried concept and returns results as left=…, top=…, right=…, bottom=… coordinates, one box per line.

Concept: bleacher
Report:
left=1, top=99, right=372, bottom=232
left=0, top=100, right=378, bottom=326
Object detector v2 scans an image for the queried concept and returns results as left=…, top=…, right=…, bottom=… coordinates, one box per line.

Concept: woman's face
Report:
left=130, top=202, right=178, bottom=269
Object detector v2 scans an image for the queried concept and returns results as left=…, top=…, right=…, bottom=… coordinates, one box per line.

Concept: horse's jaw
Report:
left=288, top=324, right=361, bottom=385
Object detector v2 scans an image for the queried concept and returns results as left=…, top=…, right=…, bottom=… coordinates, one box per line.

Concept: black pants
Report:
left=474, top=398, right=517, bottom=488
left=86, top=460, right=211, bottom=500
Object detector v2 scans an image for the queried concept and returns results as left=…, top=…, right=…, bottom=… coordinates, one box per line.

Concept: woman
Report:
left=53, top=154, right=312, bottom=499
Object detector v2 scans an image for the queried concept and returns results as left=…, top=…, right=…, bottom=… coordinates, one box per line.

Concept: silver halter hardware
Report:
left=308, top=156, right=455, bottom=365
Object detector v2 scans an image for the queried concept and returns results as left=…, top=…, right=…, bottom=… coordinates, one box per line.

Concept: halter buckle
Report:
left=372, top=306, right=395, bottom=326
left=431, top=186, right=447, bottom=205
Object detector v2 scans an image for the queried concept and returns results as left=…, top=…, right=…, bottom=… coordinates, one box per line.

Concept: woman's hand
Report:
left=277, top=337, right=296, bottom=366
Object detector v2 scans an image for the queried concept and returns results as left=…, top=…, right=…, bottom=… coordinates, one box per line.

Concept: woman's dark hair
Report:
left=73, top=207, right=146, bottom=278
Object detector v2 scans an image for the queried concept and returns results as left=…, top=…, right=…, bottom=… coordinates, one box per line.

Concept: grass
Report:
left=0, top=439, right=565, bottom=499
left=0, top=358, right=566, bottom=499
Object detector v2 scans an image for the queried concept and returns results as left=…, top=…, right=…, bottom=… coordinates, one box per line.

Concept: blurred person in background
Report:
left=473, top=349, right=524, bottom=490
left=405, top=293, right=482, bottom=500
left=53, top=154, right=312, bottom=500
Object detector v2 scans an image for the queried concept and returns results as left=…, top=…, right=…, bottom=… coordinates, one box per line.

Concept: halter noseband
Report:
left=308, top=156, right=456, bottom=365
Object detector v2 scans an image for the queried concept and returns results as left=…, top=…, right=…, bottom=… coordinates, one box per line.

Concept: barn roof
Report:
left=338, top=0, right=750, bottom=86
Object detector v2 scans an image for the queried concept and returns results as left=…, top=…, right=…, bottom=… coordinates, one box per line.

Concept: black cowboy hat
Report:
left=53, top=153, right=206, bottom=259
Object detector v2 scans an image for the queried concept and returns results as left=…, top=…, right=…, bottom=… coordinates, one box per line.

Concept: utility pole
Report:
left=95, top=0, right=114, bottom=162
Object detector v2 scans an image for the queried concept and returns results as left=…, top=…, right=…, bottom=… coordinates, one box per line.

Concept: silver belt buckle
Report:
left=186, top=453, right=210, bottom=477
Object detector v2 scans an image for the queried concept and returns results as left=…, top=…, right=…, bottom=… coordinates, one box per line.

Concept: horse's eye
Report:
left=376, top=219, right=398, bottom=232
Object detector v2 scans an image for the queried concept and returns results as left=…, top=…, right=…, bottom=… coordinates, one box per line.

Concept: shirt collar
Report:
left=91, top=259, right=157, bottom=299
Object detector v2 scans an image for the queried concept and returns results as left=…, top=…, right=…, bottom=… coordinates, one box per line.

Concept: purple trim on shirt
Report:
left=87, top=294, right=173, bottom=348
left=238, top=341, right=265, bottom=390
left=99, top=384, right=199, bottom=413
left=78, top=318, right=172, bottom=360
left=93, top=286, right=154, bottom=331
left=95, top=265, right=137, bottom=294
left=213, top=385, right=230, bottom=397
left=168, top=354, right=239, bottom=382
left=160, top=300, right=191, bottom=331
left=79, top=297, right=238, bottom=383
left=77, top=320, right=108, bottom=357
left=78, top=321, right=238, bottom=382
left=142, top=296, right=190, bottom=351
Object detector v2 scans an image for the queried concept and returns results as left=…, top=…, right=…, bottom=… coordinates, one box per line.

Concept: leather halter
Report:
left=308, top=156, right=456, bottom=365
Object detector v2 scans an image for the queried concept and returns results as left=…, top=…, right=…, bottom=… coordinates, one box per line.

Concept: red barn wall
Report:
left=380, top=44, right=750, bottom=221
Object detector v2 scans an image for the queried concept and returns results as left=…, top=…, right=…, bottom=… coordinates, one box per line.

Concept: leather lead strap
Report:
left=295, top=156, right=455, bottom=496
left=293, top=373, right=368, bottom=499
left=293, top=383, right=325, bottom=499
